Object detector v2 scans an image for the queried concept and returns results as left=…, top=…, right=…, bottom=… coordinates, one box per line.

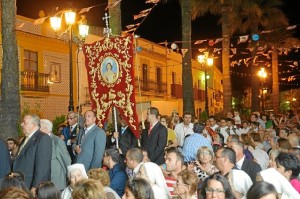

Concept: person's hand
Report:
left=113, top=131, right=119, bottom=139
left=74, top=145, right=81, bottom=154
left=31, top=187, right=36, bottom=197
left=187, top=162, right=195, bottom=171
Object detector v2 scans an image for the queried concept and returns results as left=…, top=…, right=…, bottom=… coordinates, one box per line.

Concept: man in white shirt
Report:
left=125, top=148, right=170, bottom=199
left=174, top=112, right=194, bottom=147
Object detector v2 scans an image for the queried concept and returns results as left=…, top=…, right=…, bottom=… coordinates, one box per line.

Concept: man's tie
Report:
left=121, top=127, right=126, bottom=135
left=17, top=136, right=29, bottom=156
left=81, top=128, right=89, bottom=143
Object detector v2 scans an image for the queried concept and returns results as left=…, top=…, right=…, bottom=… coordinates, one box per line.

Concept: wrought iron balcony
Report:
left=135, top=78, right=167, bottom=95
left=21, top=71, right=50, bottom=92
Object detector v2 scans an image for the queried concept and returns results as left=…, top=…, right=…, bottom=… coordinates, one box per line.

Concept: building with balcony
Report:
left=0, top=15, right=223, bottom=121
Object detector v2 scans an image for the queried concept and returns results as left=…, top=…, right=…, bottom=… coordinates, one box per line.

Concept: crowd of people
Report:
left=0, top=107, right=300, bottom=199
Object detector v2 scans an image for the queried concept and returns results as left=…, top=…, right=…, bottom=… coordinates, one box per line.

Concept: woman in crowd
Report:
left=247, top=181, right=279, bottom=199
left=187, top=146, right=218, bottom=185
left=35, top=181, right=60, bottom=199
left=122, top=178, right=154, bottom=199
left=61, top=163, right=88, bottom=199
left=174, top=170, right=198, bottom=199
left=160, top=115, right=176, bottom=147
left=72, top=179, right=106, bottom=199
left=268, top=149, right=280, bottom=168
left=88, top=168, right=120, bottom=199
left=199, top=173, right=235, bottom=199
left=276, top=138, right=292, bottom=152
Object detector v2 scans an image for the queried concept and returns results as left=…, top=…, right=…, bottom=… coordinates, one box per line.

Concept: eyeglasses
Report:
left=205, top=187, right=225, bottom=194
left=67, top=117, right=74, bottom=120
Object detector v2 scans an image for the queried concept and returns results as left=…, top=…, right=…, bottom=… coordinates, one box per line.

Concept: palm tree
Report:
left=191, top=0, right=243, bottom=115
left=108, top=0, right=122, bottom=35
left=0, top=0, right=20, bottom=139
left=180, top=0, right=195, bottom=116
left=230, top=0, right=288, bottom=113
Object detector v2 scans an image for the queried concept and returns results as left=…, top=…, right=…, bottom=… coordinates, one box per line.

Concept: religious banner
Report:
left=82, top=35, right=140, bottom=138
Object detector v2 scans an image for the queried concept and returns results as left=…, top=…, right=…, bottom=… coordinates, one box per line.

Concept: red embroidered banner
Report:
left=82, top=35, right=139, bottom=138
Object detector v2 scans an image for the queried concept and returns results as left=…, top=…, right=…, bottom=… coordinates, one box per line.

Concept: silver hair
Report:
left=40, top=119, right=53, bottom=133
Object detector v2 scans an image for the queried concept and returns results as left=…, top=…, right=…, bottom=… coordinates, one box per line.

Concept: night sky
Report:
left=16, top=0, right=300, bottom=92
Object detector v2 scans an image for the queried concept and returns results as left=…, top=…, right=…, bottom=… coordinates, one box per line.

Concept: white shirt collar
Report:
left=236, top=155, right=245, bottom=169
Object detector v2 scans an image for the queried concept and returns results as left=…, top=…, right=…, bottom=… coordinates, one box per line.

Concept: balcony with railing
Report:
left=171, top=84, right=205, bottom=100
left=21, top=71, right=50, bottom=92
left=135, top=78, right=167, bottom=96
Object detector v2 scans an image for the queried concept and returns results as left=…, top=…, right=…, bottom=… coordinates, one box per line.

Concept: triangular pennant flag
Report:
left=261, top=30, right=272, bottom=34
left=181, top=49, right=188, bottom=57
left=214, top=38, right=223, bottom=44
left=79, top=6, right=95, bottom=14
left=230, top=48, right=237, bottom=55
left=237, top=35, right=249, bottom=44
left=198, top=48, right=207, bottom=53
left=286, top=25, right=297, bottom=30
left=105, top=0, right=121, bottom=10
left=194, top=40, right=206, bottom=45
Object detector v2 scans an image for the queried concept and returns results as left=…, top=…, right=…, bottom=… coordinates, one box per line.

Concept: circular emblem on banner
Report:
left=101, top=57, right=119, bottom=84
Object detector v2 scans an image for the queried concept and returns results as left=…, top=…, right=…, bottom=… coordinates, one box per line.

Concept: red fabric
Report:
left=82, top=35, right=140, bottom=138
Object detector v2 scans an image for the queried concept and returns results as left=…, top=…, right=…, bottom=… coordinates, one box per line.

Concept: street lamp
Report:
left=50, top=11, right=89, bottom=111
left=197, top=54, right=214, bottom=116
left=258, top=67, right=267, bottom=112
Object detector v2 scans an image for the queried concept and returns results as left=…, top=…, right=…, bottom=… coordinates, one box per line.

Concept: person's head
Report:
left=183, top=112, right=192, bottom=125
left=103, top=147, right=120, bottom=168
left=141, top=148, right=150, bottom=163
left=215, top=147, right=236, bottom=172
left=0, top=187, right=31, bottom=199
left=174, top=170, right=198, bottom=197
left=21, top=114, right=40, bottom=136
left=67, top=111, right=78, bottom=126
left=250, top=114, right=258, bottom=122
left=7, top=171, right=25, bottom=182
left=241, top=120, right=249, bottom=129
left=119, top=114, right=128, bottom=127
left=196, top=146, right=214, bottom=164
left=226, top=118, right=235, bottom=127
left=193, top=122, right=205, bottom=134
left=171, top=111, right=180, bottom=123
left=40, top=119, right=53, bottom=135
left=261, top=113, right=268, bottom=121
left=126, top=148, right=143, bottom=169
left=250, top=132, right=261, bottom=143
left=219, top=118, right=227, bottom=128
left=279, top=128, right=290, bottom=139
left=122, top=178, right=154, bottom=199
left=199, top=173, right=234, bottom=199
left=160, top=115, right=170, bottom=128
left=240, top=134, right=255, bottom=148
left=233, top=111, right=239, bottom=116
left=226, top=134, right=239, bottom=145
left=6, top=138, right=19, bottom=151
left=67, top=163, right=88, bottom=186
left=36, top=181, right=60, bottom=199
left=84, top=110, right=96, bottom=128
left=268, top=150, right=280, bottom=168
left=106, top=62, right=113, bottom=70
left=208, top=116, right=216, bottom=127
left=288, top=134, right=300, bottom=147
left=275, top=152, right=300, bottom=180
left=165, top=147, right=184, bottom=173
left=228, top=141, right=244, bottom=161
left=290, top=147, right=300, bottom=160
left=246, top=181, right=279, bottom=199
left=72, top=179, right=106, bottom=199
left=146, top=107, right=159, bottom=124
left=87, top=168, right=110, bottom=187
left=276, top=138, right=292, bottom=152
left=227, top=111, right=233, bottom=119
left=0, top=176, right=23, bottom=190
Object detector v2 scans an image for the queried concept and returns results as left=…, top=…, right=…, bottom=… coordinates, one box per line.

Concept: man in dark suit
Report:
left=228, top=140, right=261, bottom=183
left=12, top=114, right=52, bottom=196
left=0, top=139, right=10, bottom=178
left=141, top=107, right=167, bottom=165
left=61, top=111, right=80, bottom=163
left=111, top=114, right=138, bottom=167
left=73, top=110, right=106, bottom=171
